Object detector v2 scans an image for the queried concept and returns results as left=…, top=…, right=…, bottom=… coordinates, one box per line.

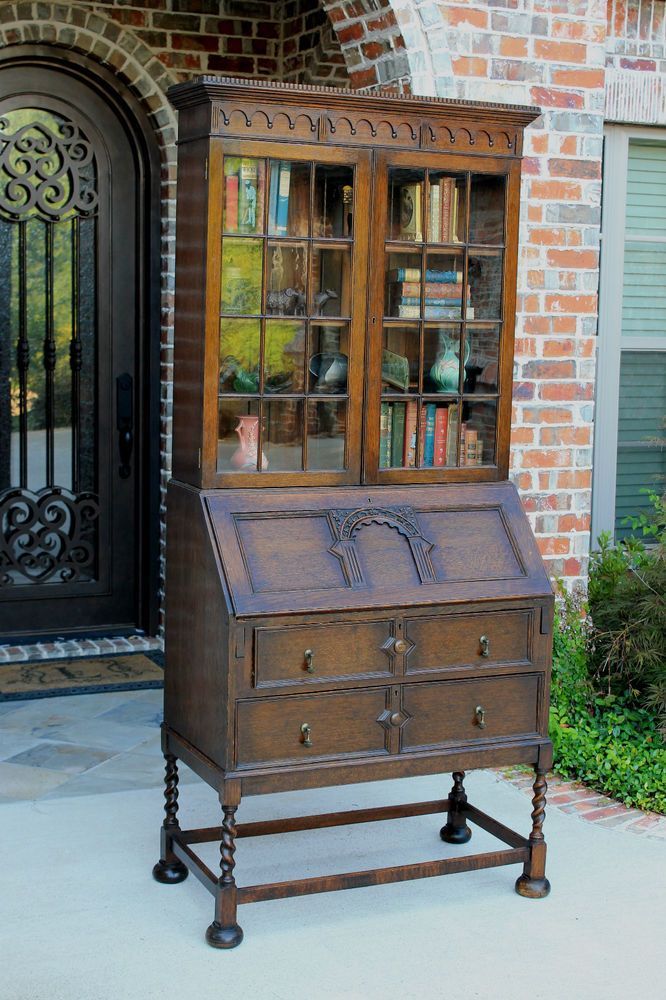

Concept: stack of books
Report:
left=428, top=177, right=463, bottom=243
left=379, top=401, right=484, bottom=469
left=386, top=266, right=474, bottom=320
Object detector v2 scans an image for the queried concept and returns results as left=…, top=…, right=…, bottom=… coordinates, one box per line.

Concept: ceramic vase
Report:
left=230, top=414, right=268, bottom=470
left=430, top=334, right=470, bottom=393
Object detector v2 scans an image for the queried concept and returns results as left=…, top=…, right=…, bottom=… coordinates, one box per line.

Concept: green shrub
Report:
left=549, top=588, right=666, bottom=815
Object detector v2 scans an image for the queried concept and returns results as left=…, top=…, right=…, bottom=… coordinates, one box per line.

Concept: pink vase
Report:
left=230, top=414, right=268, bottom=470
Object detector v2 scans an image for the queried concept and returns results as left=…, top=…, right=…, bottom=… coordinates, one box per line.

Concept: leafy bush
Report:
left=549, top=588, right=666, bottom=815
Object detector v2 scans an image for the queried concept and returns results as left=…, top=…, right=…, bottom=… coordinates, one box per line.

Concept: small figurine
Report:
left=313, top=288, right=339, bottom=316
left=266, top=287, right=300, bottom=315
left=242, top=179, right=256, bottom=229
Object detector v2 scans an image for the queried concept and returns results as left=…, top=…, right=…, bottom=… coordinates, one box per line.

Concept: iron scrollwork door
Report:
left=0, top=64, right=141, bottom=637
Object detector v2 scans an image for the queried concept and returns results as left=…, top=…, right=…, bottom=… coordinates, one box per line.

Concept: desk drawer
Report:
left=405, top=610, right=532, bottom=674
left=235, top=688, right=390, bottom=767
left=254, top=620, right=393, bottom=687
left=401, top=674, right=541, bottom=750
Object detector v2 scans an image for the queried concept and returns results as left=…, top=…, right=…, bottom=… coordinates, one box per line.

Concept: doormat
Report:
left=0, top=651, right=164, bottom=702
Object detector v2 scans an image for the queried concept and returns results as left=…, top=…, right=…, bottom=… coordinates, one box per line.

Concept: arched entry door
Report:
left=0, top=56, right=159, bottom=639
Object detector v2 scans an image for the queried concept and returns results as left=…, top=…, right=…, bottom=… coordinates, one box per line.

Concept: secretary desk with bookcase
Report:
left=153, top=77, right=553, bottom=948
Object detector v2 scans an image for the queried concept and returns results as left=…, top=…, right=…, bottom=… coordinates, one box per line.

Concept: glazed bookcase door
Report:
left=364, top=149, right=521, bottom=484
left=208, top=140, right=371, bottom=487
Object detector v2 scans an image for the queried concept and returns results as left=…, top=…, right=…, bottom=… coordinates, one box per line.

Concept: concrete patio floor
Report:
left=1, top=689, right=664, bottom=1000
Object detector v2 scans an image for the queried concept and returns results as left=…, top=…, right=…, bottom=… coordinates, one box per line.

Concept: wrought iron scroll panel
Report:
left=0, top=108, right=100, bottom=587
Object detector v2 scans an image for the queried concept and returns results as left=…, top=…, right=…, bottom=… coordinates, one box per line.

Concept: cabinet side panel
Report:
left=165, top=483, right=229, bottom=766
left=172, top=139, right=209, bottom=485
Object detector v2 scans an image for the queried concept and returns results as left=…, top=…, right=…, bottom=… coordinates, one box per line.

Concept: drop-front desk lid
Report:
left=204, top=483, right=552, bottom=619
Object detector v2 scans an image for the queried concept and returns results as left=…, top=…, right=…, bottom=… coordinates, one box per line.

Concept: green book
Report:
left=390, top=402, right=406, bottom=468
left=379, top=402, right=392, bottom=469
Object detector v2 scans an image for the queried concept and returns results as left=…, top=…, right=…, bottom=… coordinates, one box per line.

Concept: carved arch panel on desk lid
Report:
left=327, top=504, right=436, bottom=590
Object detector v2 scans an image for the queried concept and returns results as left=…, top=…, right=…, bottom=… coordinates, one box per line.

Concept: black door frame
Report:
left=0, top=44, right=162, bottom=640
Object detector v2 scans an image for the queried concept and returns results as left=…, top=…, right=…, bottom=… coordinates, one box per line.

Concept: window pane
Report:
left=615, top=351, right=666, bottom=540
left=264, top=319, right=305, bottom=394
left=387, top=168, right=425, bottom=242
left=309, top=323, right=349, bottom=394
left=263, top=398, right=303, bottom=471
left=382, top=326, right=419, bottom=395
left=468, top=250, right=502, bottom=320
left=219, top=319, right=260, bottom=393
left=427, top=173, right=466, bottom=244
left=224, top=157, right=265, bottom=235
left=314, top=165, right=354, bottom=238
left=622, top=241, right=666, bottom=340
left=221, top=238, right=263, bottom=315
left=465, top=324, right=500, bottom=394
left=266, top=242, right=307, bottom=316
left=311, top=246, right=351, bottom=317
left=307, top=399, right=346, bottom=470
left=625, top=140, right=666, bottom=237
left=267, top=161, right=310, bottom=238
left=461, top=398, right=497, bottom=466
left=469, top=174, right=505, bottom=245
left=217, top=398, right=261, bottom=472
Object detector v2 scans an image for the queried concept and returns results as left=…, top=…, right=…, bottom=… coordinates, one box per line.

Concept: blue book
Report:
left=398, top=297, right=463, bottom=307
left=423, top=403, right=437, bottom=467
left=274, top=161, right=291, bottom=235
left=388, top=268, right=462, bottom=283
left=268, top=162, right=279, bottom=234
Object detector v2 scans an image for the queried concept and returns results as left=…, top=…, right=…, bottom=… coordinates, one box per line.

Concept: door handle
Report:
left=116, top=373, right=133, bottom=479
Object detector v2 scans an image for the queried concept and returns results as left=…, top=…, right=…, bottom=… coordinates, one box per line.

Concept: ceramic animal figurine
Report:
left=313, top=288, right=339, bottom=315
left=266, top=287, right=300, bottom=315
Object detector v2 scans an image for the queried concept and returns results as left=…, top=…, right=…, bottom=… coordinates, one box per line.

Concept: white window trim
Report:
left=592, top=124, right=666, bottom=541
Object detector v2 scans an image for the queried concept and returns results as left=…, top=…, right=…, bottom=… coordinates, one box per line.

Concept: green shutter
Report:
left=625, top=140, right=666, bottom=235
left=615, top=351, right=666, bottom=540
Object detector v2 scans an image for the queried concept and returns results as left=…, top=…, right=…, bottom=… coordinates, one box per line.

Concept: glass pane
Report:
left=388, top=168, right=424, bottom=242
left=468, top=251, right=503, bottom=320
left=221, top=238, right=263, bottom=315
left=217, top=398, right=261, bottom=472
left=314, top=165, right=354, bottom=238
left=418, top=401, right=458, bottom=468
left=264, top=319, right=306, bottom=394
left=465, top=325, right=500, bottom=394
left=266, top=242, right=307, bottom=316
left=223, top=157, right=265, bottom=235
left=268, top=160, right=311, bottom=238
left=622, top=241, right=666, bottom=339
left=382, top=326, right=419, bottom=394
left=423, top=250, right=466, bottom=320
left=309, top=322, right=349, bottom=394
left=307, top=399, right=346, bottom=470
left=219, top=319, right=261, bottom=393
left=385, top=250, right=422, bottom=318
left=263, top=398, right=303, bottom=471
left=461, top=398, right=497, bottom=465
left=53, top=220, right=73, bottom=489
left=311, top=246, right=351, bottom=317
left=469, top=175, right=505, bottom=245
left=423, top=325, right=462, bottom=394
left=427, top=173, right=466, bottom=244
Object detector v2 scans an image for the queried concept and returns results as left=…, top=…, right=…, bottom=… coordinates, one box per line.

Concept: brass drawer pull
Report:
left=480, top=635, right=490, bottom=658
left=304, top=649, right=315, bottom=673
left=300, top=722, right=313, bottom=747
left=475, top=705, right=486, bottom=729
left=394, top=638, right=408, bottom=654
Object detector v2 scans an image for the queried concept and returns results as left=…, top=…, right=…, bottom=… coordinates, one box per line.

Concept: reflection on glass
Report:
left=467, top=251, right=503, bottom=320
left=307, top=399, right=346, bottom=470
left=423, top=325, right=462, bottom=394
left=427, top=173, right=466, bottom=244
left=465, top=325, right=500, bottom=394
left=267, top=160, right=310, bottom=238
left=461, top=398, right=497, bottom=465
left=266, top=242, right=307, bottom=316
left=311, top=247, right=351, bottom=317
left=417, top=401, right=459, bottom=468
left=221, top=238, right=263, bottom=315
left=469, top=175, right=505, bottom=245
left=382, top=326, right=419, bottom=394
left=314, top=165, right=354, bottom=238
left=224, top=157, right=265, bottom=235
left=263, top=398, right=303, bottom=471
left=388, top=168, right=425, bottom=242
left=219, top=319, right=261, bottom=393
left=309, top=323, right=348, bottom=393
left=384, top=251, right=421, bottom=318
left=264, top=320, right=305, bottom=394
left=423, top=250, right=466, bottom=320
left=217, top=397, right=261, bottom=472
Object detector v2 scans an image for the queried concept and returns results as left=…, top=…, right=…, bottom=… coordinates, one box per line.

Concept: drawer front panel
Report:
left=405, top=610, right=532, bottom=674
left=401, top=674, right=540, bottom=750
left=254, top=620, right=393, bottom=687
left=236, top=688, right=390, bottom=767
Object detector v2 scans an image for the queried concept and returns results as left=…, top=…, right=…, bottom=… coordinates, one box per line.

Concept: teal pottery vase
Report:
left=429, top=334, right=469, bottom=393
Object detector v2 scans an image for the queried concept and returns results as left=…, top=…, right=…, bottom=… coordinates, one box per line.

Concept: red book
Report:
left=225, top=174, right=238, bottom=232
left=403, top=400, right=418, bottom=467
left=433, top=406, right=448, bottom=466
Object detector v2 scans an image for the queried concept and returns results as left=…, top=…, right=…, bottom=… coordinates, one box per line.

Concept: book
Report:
left=446, top=403, right=459, bottom=465
left=390, top=281, right=464, bottom=298
left=464, top=427, right=478, bottom=466
left=274, top=161, right=291, bottom=235
left=440, top=178, right=454, bottom=242
left=391, top=402, right=406, bottom=467
left=268, top=162, right=279, bottom=235
left=394, top=297, right=464, bottom=307
left=404, top=400, right=417, bottom=467
left=433, top=406, right=448, bottom=466
left=388, top=268, right=463, bottom=283
left=422, top=402, right=437, bottom=467
left=379, top=401, right=392, bottom=468
left=224, top=157, right=240, bottom=232
left=396, top=305, right=473, bottom=320
left=399, top=182, right=422, bottom=241
left=428, top=182, right=441, bottom=242
left=450, top=183, right=460, bottom=242
left=381, top=349, right=410, bottom=391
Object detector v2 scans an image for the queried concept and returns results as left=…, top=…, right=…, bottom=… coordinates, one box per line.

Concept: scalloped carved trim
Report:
left=423, top=123, right=518, bottom=154
left=213, top=105, right=318, bottom=139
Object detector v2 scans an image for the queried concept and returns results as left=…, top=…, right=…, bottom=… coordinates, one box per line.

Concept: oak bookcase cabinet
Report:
left=153, top=77, right=553, bottom=949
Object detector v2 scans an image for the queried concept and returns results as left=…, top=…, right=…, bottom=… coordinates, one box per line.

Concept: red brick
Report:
left=540, top=426, right=591, bottom=446
left=537, top=536, right=571, bottom=556
left=534, top=39, right=587, bottom=63
left=523, top=316, right=551, bottom=334
left=556, top=470, right=592, bottom=488
left=527, top=269, right=544, bottom=289
left=523, top=359, right=575, bottom=379
left=511, top=426, right=534, bottom=445
left=531, top=179, right=582, bottom=200
left=530, top=228, right=567, bottom=246
left=500, top=36, right=528, bottom=57
left=337, top=22, right=364, bottom=44
left=447, top=6, right=488, bottom=29
left=557, top=513, right=591, bottom=531
left=530, top=87, right=584, bottom=110
left=545, top=293, right=597, bottom=313
left=452, top=56, right=488, bottom=77
left=551, top=316, right=577, bottom=334
left=547, top=248, right=598, bottom=268
left=527, top=204, right=543, bottom=222
left=522, top=448, right=573, bottom=468
left=523, top=406, right=574, bottom=424
left=350, top=67, right=378, bottom=89
left=540, top=381, right=593, bottom=401
left=551, top=68, right=605, bottom=88
left=529, top=134, right=549, bottom=154
left=542, top=338, right=575, bottom=357
left=172, top=33, right=220, bottom=52
left=620, top=57, right=657, bottom=72
left=548, top=158, right=601, bottom=179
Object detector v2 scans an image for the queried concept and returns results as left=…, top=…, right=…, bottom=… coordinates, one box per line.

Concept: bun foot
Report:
left=206, top=921, right=244, bottom=949
left=440, top=822, right=472, bottom=844
left=515, top=874, right=551, bottom=899
left=152, top=859, right=188, bottom=884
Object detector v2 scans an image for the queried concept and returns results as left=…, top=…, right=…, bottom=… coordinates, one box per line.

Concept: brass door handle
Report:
left=475, top=705, right=486, bottom=729
left=304, top=649, right=314, bottom=673
left=394, top=638, right=408, bottom=654
left=300, top=722, right=313, bottom=747
left=480, top=635, right=490, bottom=658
